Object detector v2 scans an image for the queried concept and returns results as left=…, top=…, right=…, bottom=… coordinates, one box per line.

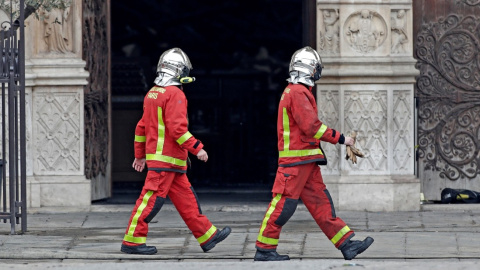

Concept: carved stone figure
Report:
left=391, top=10, right=408, bottom=54
left=319, top=9, right=340, bottom=54
left=345, top=10, right=386, bottom=54
left=43, top=7, right=72, bottom=53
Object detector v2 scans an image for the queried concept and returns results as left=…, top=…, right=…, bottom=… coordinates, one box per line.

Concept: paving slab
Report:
left=1, top=200, right=480, bottom=269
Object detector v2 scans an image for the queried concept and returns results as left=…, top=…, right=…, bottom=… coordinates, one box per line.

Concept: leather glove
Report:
left=345, top=131, right=364, bottom=164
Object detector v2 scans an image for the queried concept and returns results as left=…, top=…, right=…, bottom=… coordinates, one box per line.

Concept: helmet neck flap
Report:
left=154, top=72, right=181, bottom=87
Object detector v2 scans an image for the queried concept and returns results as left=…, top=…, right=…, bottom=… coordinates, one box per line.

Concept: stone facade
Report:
left=9, top=0, right=420, bottom=210
left=24, top=0, right=90, bottom=208
left=316, top=0, right=420, bottom=211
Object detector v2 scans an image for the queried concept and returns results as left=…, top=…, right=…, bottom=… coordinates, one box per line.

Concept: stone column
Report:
left=316, top=0, right=419, bottom=211
left=24, top=0, right=90, bottom=208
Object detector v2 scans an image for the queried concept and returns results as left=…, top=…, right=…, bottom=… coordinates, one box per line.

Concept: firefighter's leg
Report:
left=300, top=163, right=354, bottom=248
left=301, top=164, right=373, bottom=259
left=254, top=166, right=309, bottom=261
left=168, top=173, right=230, bottom=252
left=255, top=193, right=298, bottom=251
left=121, top=171, right=173, bottom=254
left=254, top=192, right=295, bottom=261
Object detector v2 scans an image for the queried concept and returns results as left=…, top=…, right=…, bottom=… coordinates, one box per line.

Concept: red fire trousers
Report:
left=123, top=170, right=218, bottom=247
left=256, top=162, right=354, bottom=251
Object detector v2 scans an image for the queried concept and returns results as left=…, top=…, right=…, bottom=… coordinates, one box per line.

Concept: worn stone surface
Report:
left=0, top=201, right=480, bottom=268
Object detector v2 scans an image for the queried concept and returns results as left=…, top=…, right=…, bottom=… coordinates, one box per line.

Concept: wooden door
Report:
left=83, top=0, right=111, bottom=200
left=414, top=0, right=480, bottom=200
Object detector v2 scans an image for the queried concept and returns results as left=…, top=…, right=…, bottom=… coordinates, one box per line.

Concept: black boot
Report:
left=121, top=244, right=157, bottom=255
left=201, top=226, right=232, bottom=252
left=254, top=250, right=290, bottom=261
left=340, top=236, right=374, bottom=260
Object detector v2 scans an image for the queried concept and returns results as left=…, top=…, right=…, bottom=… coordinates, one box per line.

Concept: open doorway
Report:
left=110, top=0, right=307, bottom=202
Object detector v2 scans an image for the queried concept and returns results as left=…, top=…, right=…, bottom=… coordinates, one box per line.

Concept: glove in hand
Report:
left=345, top=131, right=364, bottom=164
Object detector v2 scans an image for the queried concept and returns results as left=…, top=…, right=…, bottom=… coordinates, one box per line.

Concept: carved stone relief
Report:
left=460, top=0, right=480, bottom=6
left=317, top=90, right=340, bottom=174
left=34, top=90, right=82, bottom=174
left=391, top=9, right=408, bottom=54
left=0, top=91, right=33, bottom=175
left=344, top=10, right=387, bottom=54
left=0, top=8, right=10, bottom=30
left=318, top=9, right=340, bottom=55
left=416, top=15, right=480, bottom=180
left=42, top=6, right=73, bottom=53
left=393, top=90, right=412, bottom=173
left=344, top=90, right=388, bottom=172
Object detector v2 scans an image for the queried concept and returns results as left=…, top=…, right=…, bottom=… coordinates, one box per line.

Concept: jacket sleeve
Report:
left=134, top=116, right=146, bottom=159
left=290, top=90, right=342, bottom=145
left=164, top=90, right=204, bottom=155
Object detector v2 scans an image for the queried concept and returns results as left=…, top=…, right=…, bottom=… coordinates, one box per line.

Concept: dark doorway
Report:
left=110, top=0, right=304, bottom=196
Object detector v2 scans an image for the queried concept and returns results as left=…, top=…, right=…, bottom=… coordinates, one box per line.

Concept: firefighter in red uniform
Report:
left=121, top=48, right=231, bottom=255
left=254, top=46, right=374, bottom=261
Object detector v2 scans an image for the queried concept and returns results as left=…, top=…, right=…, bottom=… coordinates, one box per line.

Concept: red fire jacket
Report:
left=277, top=83, right=342, bottom=166
left=134, top=85, right=204, bottom=172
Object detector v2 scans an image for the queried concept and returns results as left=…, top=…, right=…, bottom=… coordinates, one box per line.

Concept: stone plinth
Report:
left=23, top=0, right=91, bottom=208
left=316, top=0, right=420, bottom=211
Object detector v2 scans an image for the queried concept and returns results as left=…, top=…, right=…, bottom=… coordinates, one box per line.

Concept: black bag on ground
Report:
left=441, top=188, right=480, bottom=204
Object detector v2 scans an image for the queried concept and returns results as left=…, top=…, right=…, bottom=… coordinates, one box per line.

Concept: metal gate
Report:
left=0, top=0, right=26, bottom=234
left=414, top=1, right=480, bottom=201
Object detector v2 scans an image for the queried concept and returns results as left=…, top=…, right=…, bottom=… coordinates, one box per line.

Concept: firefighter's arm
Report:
left=290, top=90, right=343, bottom=145
left=164, top=91, right=204, bottom=155
left=134, top=117, right=146, bottom=159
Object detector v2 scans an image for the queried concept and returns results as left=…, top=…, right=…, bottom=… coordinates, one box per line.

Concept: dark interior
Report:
left=110, top=0, right=303, bottom=198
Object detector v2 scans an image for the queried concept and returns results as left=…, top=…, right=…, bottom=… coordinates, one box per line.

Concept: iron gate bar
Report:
left=19, top=0, right=26, bottom=233
left=0, top=0, right=26, bottom=234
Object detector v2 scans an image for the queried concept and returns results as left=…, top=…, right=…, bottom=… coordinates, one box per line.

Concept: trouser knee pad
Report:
left=144, top=196, right=166, bottom=223
left=274, top=198, right=298, bottom=226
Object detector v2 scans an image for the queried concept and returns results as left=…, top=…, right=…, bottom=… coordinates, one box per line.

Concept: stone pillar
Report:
left=316, top=0, right=420, bottom=211
left=24, top=0, right=90, bottom=208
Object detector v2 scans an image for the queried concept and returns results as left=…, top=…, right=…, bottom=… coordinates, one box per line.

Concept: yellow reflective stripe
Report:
left=124, top=190, right=154, bottom=244
left=123, top=235, right=146, bottom=244
left=176, top=131, right=193, bottom=145
left=282, top=108, right=290, bottom=151
left=314, top=124, right=328, bottom=139
left=156, top=107, right=165, bottom=153
left=257, top=194, right=282, bottom=246
left=197, top=225, right=218, bottom=244
left=146, top=154, right=187, bottom=167
left=147, top=107, right=188, bottom=167
left=257, top=235, right=279, bottom=246
left=280, top=107, right=324, bottom=159
left=331, top=226, right=351, bottom=245
left=134, top=135, right=146, bottom=143
left=279, top=149, right=323, bottom=158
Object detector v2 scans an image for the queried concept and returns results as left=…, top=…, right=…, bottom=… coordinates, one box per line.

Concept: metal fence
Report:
left=0, top=0, right=26, bottom=234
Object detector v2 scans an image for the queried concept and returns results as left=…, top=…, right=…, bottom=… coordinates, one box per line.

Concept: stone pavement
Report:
left=0, top=191, right=480, bottom=269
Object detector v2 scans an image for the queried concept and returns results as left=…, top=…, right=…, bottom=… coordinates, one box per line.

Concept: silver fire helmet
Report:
left=154, top=48, right=194, bottom=87
left=287, top=46, right=323, bottom=87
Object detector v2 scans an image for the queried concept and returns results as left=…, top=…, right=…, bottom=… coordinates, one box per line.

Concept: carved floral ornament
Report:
left=0, top=0, right=73, bottom=53
left=459, top=0, right=480, bottom=6
left=415, top=15, right=480, bottom=180
left=344, top=9, right=387, bottom=54
left=0, top=0, right=71, bottom=19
